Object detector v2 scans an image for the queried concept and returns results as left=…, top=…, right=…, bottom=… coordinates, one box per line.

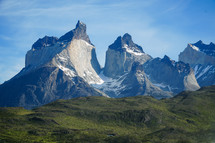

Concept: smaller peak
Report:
left=75, top=20, right=86, bottom=29
left=196, top=40, right=203, bottom=44
left=210, top=42, right=215, bottom=45
left=161, top=55, right=175, bottom=65
left=122, top=33, right=132, bottom=40
left=163, top=55, right=171, bottom=60
left=122, top=33, right=133, bottom=45
left=193, top=40, right=204, bottom=46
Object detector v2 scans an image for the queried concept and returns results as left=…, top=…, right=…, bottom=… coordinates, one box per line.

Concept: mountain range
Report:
left=0, top=21, right=214, bottom=109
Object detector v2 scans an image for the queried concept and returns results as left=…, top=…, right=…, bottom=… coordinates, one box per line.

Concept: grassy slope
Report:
left=0, top=85, right=215, bottom=143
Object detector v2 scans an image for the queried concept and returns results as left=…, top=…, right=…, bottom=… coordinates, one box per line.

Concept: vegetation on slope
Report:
left=0, top=85, right=215, bottom=143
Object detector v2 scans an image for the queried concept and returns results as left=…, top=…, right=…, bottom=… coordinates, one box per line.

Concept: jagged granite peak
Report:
left=109, top=33, right=144, bottom=53
left=58, top=20, right=92, bottom=44
left=192, top=40, right=215, bottom=57
left=161, top=55, right=175, bottom=66
left=32, top=36, right=58, bottom=50
left=0, top=21, right=104, bottom=109
left=25, top=21, right=102, bottom=84
left=179, top=41, right=215, bottom=66
left=104, top=34, right=152, bottom=78
left=179, top=41, right=215, bottom=88
left=143, top=56, right=200, bottom=94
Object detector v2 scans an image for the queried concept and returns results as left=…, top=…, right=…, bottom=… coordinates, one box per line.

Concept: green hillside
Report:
left=0, top=86, right=215, bottom=143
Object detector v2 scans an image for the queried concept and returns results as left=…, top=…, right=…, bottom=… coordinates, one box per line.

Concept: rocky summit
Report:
left=104, top=33, right=152, bottom=78
left=0, top=21, right=214, bottom=109
left=0, top=21, right=104, bottom=109
left=179, top=41, right=215, bottom=87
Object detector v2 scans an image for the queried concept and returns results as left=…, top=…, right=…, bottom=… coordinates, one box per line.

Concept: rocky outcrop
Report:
left=0, top=21, right=104, bottom=109
left=179, top=41, right=215, bottom=66
left=58, top=20, right=92, bottom=44
left=143, top=55, right=200, bottom=93
left=103, top=33, right=152, bottom=78
left=25, top=21, right=102, bottom=84
left=179, top=41, right=215, bottom=87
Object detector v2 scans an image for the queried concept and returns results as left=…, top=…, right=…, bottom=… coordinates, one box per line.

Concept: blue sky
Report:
left=0, top=0, right=215, bottom=83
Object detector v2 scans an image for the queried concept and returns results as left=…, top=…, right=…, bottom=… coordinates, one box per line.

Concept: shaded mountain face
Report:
left=0, top=67, right=102, bottom=109
left=179, top=41, right=215, bottom=87
left=32, top=36, right=58, bottom=50
left=143, top=55, right=200, bottom=94
left=93, top=62, right=173, bottom=99
left=193, top=64, right=215, bottom=87
left=104, top=33, right=152, bottom=78
left=25, top=21, right=102, bottom=84
left=0, top=21, right=104, bottom=109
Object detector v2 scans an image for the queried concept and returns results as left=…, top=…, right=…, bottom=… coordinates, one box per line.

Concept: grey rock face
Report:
left=179, top=41, right=215, bottom=87
left=0, top=21, right=104, bottom=109
left=143, top=55, right=200, bottom=93
left=104, top=33, right=152, bottom=78
left=93, top=62, right=172, bottom=99
left=58, top=20, right=92, bottom=44
left=193, top=40, right=215, bottom=57
left=0, top=67, right=103, bottom=109
left=120, top=62, right=173, bottom=99
left=179, top=42, right=215, bottom=66
left=32, top=36, right=58, bottom=50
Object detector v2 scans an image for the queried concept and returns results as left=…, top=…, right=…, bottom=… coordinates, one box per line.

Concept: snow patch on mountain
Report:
left=123, top=44, right=144, bottom=56
left=92, top=71, right=128, bottom=97
left=191, top=45, right=199, bottom=51
left=195, top=65, right=213, bottom=79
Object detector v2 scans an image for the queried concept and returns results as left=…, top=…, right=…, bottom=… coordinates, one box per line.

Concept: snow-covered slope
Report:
left=192, top=64, right=215, bottom=87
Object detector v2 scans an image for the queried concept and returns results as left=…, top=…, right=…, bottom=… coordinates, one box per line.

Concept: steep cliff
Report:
left=104, top=33, right=152, bottom=78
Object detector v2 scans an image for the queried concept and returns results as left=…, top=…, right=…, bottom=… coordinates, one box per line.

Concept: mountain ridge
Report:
left=0, top=21, right=214, bottom=109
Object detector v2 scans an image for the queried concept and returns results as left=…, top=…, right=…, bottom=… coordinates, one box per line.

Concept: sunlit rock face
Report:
left=179, top=41, right=215, bottom=87
left=0, top=21, right=105, bottom=109
left=25, top=21, right=102, bottom=84
left=104, top=33, right=152, bottom=78
left=179, top=41, right=215, bottom=66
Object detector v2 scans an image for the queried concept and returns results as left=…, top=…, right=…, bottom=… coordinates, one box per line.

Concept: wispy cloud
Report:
left=0, top=0, right=214, bottom=83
